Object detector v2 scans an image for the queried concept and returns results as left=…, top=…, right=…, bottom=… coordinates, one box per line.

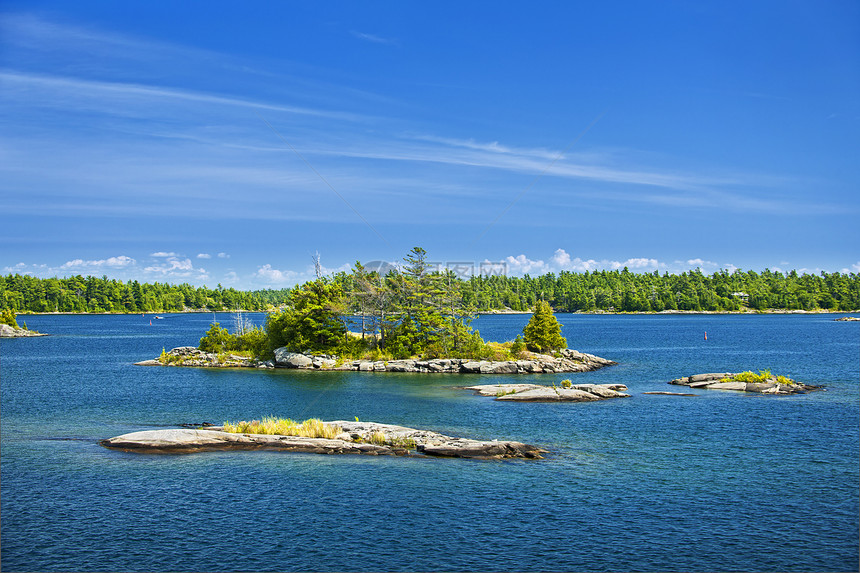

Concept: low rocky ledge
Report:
left=461, top=383, right=629, bottom=402
left=137, top=346, right=617, bottom=375
left=834, top=316, right=860, bottom=321
left=669, top=373, right=823, bottom=395
left=99, top=421, right=545, bottom=460
left=0, top=324, right=48, bottom=338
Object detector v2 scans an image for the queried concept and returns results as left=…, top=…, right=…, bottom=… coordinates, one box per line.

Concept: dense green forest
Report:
left=2, top=264, right=859, bottom=315
left=449, top=268, right=860, bottom=312
left=0, top=274, right=290, bottom=313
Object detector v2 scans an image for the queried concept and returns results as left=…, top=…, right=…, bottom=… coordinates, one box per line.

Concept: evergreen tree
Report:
left=522, top=300, right=567, bottom=353
left=265, top=279, right=346, bottom=354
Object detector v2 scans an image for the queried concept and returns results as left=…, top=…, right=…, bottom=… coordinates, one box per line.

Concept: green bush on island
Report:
left=721, top=370, right=796, bottom=386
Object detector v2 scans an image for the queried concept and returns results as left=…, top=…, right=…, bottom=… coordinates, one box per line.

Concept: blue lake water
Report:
left=1, top=313, right=858, bottom=572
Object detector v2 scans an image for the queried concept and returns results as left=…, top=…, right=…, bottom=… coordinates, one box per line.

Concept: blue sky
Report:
left=1, top=1, right=858, bottom=289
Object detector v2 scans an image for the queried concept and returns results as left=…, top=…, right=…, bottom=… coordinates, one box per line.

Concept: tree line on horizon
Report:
left=2, top=263, right=859, bottom=315
left=0, top=273, right=289, bottom=313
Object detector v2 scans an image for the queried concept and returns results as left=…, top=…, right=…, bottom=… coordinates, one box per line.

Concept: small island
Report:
left=669, top=371, right=823, bottom=394
left=136, top=249, right=617, bottom=376
left=137, top=345, right=616, bottom=374
left=100, top=418, right=546, bottom=459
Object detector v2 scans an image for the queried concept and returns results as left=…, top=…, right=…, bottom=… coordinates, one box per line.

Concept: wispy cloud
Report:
left=0, top=71, right=367, bottom=122
left=350, top=31, right=397, bottom=45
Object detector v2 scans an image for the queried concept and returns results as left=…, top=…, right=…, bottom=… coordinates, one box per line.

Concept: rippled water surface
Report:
left=2, top=313, right=858, bottom=572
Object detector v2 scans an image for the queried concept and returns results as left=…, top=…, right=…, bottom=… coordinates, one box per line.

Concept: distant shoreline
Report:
left=18, top=309, right=858, bottom=316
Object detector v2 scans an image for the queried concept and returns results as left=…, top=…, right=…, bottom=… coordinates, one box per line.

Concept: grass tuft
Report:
left=222, top=416, right=342, bottom=439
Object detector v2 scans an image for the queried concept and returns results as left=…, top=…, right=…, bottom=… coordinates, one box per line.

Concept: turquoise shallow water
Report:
left=1, top=313, right=858, bottom=572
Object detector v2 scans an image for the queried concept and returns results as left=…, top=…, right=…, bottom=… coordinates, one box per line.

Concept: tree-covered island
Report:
left=178, top=248, right=600, bottom=372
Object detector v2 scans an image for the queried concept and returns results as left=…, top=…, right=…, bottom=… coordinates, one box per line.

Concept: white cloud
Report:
left=197, top=253, right=211, bottom=259
left=550, top=249, right=663, bottom=272
left=3, top=262, right=48, bottom=275
left=150, top=251, right=178, bottom=258
left=614, top=258, right=661, bottom=270
left=254, top=264, right=298, bottom=285
left=217, top=252, right=230, bottom=259
left=60, top=255, right=136, bottom=269
left=686, top=258, right=717, bottom=268
left=499, top=255, right=551, bottom=276
left=844, top=262, right=860, bottom=274
left=143, top=256, right=206, bottom=280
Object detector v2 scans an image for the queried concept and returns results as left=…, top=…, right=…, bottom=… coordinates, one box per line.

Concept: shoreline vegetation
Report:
left=15, top=308, right=859, bottom=316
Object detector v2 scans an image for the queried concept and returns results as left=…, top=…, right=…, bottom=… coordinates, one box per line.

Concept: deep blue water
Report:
left=1, top=313, right=858, bottom=572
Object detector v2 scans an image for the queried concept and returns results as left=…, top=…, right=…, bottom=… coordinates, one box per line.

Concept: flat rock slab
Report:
left=669, top=373, right=822, bottom=395
left=101, top=422, right=545, bottom=460
left=643, top=391, right=698, bottom=397
left=461, top=383, right=629, bottom=402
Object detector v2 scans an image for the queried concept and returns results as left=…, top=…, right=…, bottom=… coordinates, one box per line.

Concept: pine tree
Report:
left=522, top=300, right=567, bottom=353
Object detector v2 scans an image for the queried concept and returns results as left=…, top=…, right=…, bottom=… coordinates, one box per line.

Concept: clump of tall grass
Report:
left=222, top=416, right=342, bottom=439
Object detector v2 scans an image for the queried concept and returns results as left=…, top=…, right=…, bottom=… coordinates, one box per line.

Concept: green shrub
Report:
left=510, top=335, right=525, bottom=358
left=0, top=309, right=19, bottom=329
left=560, top=379, right=572, bottom=389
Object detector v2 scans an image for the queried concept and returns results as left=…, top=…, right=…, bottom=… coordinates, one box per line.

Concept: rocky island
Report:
left=136, top=345, right=617, bottom=374
left=100, top=420, right=546, bottom=459
left=460, top=382, right=629, bottom=402
left=669, top=371, right=823, bottom=394
left=0, top=323, right=47, bottom=338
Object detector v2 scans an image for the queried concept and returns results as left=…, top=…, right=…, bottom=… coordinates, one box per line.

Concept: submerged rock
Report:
left=669, top=373, right=822, bottom=395
left=100, top=421, right=546, bottom=460
left=460, top=383, right=629, bottom=402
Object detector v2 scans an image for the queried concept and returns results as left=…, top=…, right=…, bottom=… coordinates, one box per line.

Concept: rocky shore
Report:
left=0, top=324, right=47, bottom=338
left=669, top=373, right=823, bottom=395
left=460, top=383, right=629, bottom=402
left=136, top=346, right=617, bottom=375
left=100, top=421, right=546, bottom=459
